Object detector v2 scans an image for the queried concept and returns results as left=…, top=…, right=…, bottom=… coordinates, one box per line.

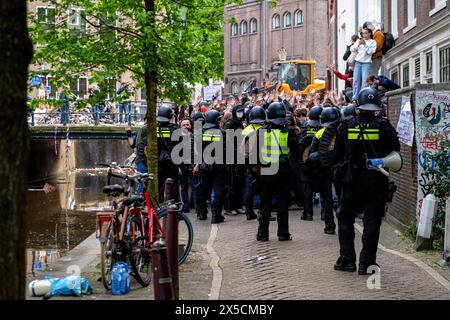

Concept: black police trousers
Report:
left=244, top=169, right=259, bottom=214
left=317, top=174, right=336, bottom=230
left=196, top=164, right=227, bottom=220
left=258, top=172, right=290, bottom=237
left=299, top=165, right=313, bottom=217
left=338, top=171, right=388, bottom=266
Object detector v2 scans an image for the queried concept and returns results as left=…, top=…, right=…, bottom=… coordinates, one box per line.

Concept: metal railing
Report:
left=28, top=110, right=147, bottom=126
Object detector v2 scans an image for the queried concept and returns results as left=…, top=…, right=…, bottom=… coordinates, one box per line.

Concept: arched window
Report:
left=231, top=23, right=238, bottom=36
left=231, top=82, right=238, bottom=94
left=295, top=10, right=303, bottom=26
left=241, top=20, right=248, bottom=35
left=250, top=18, right=257, bottom=33
left=284, top=12, right=291, bottom=27
left=272, top=14, right=280, bottom=29
left=240, top=80, right=247, bottom=92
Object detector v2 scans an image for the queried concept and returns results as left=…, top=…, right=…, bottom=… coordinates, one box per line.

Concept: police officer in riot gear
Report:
left=223, top=104, right=246, bottom=215
left=255, top=102, right=301, bottom=241
left=195, top=110, right=227, bottom=224
left=298, top=106, right=323, bottom=220
left=242, top=106, right=266, bottom=220
left=307, top=106, right=342, bottom=234
left=155, top=106, right=179, bottom=203
left=333, top=87, right=400, bottom=274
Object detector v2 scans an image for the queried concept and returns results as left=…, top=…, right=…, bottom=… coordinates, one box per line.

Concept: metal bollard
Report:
left=166, top=204, right=179, bottom=299
left=438, top=197, right=450, bottom=267
left=164, top=178, right=174, bottom=202
left=152, top=239, right=174, bottom=300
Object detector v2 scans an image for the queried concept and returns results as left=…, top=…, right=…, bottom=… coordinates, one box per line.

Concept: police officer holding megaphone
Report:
left=366, top=151, right=403, bottom=176
left=332, top=87, right=401, bottom=275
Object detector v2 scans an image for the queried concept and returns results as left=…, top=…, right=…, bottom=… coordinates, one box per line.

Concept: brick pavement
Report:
left=27, top=208, right=450, bottom=300
left=211, top=208, right=450, bottom=300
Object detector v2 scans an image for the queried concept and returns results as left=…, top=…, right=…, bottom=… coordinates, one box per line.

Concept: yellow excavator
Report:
left=255, top=60, right=325, bottom=97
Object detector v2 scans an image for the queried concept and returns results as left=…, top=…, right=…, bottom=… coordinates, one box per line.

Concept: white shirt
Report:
left=350, top=39, right=377, bottom=64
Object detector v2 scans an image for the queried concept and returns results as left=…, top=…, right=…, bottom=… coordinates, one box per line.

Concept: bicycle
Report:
left=96, top=163, right=194, bottom=289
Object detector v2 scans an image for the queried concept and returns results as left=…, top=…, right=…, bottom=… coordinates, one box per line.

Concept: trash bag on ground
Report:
left=44, top=275, right=93, bottom=299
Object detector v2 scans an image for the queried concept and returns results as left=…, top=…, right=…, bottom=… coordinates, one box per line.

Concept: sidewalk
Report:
left=27, top=207, right=450, bottom=300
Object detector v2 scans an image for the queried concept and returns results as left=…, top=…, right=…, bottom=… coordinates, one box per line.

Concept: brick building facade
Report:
left=224, top=0, right=328, bottom=96
left=383, top=0, right=450, bottom=87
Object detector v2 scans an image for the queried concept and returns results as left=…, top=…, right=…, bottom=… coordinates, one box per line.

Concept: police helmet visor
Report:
left=156, top=116, right=170, bottom=122
left=307, top=119, right=320, bottom=127
left=357, top=104, right=383, bottom=111
left=270, top=118, right=286, bottom=126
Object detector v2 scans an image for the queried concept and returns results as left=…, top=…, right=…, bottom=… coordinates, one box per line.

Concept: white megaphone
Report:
left=366, top=151, right=403, bottom=176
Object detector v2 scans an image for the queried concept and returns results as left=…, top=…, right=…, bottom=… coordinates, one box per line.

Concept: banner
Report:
left=396, top=96, right=415, bottom=146
left=203, top=85, right=222, bottom=101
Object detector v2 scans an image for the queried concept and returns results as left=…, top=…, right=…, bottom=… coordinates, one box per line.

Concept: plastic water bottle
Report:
left=111, top=262, right=130, bottom=295
left=121, top=263, right=130, bottom=294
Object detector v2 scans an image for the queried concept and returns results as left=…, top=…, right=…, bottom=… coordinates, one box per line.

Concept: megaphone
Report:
left=366, top=151, right=403, bottom=176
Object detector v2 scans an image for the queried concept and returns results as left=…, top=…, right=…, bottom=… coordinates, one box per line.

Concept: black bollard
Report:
left=164, top=178, right=174, bottom=202
left=152, top=239, right=174, bottom=300
left=166, top=204, right=179, bottom=300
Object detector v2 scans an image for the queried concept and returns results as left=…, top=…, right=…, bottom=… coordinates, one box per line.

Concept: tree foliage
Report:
left=29, top=0, right=237, bottom=106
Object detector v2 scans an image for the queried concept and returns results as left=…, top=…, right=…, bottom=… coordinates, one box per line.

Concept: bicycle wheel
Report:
left=100, top=221, right=115, bottom=290
left=157, top=210, right=194, bottom=264
left=127, top=217, right=152, bottom=287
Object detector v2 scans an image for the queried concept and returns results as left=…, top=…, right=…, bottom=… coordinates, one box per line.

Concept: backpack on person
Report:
left=382, top=32, right=396, bottom=55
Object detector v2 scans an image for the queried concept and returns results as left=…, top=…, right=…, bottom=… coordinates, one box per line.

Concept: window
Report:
left=140, top=87, right=147, bottom=107
left=404, top=0, right=417, bottom=33
left=240, top=81, right=247, bottom=92
left=283, top=12, right=291, bottom=27
left=231, top=23, right=238, bottom=36
left=231, top=82, right=238, bottom=94
left=295, top=10, right=303, bottom=26
left=414, top=57, right=421, bottom=80
left=430, top=0, right=447, bottom=16
left=38, top=76, right=57, bottom=98
left=272, top=14, right=280, bottom=29
left=391, top=68, right=399, bottom=85
left=37, top=6, right=56, bottom=24
left=241, top=21, right=248, bottom=35
left=68, top=8, right=86, bottom=35
left=391, top=0, right=398, bottom=37
left=426, top=51, right=433, bottom=75
left=70, top=77, right=88, bottom=98
left=250, top=19, right=257, bottom=33
left=440, top=46, right=450, bottom=83
left=402, top=63, right=410, bottom=87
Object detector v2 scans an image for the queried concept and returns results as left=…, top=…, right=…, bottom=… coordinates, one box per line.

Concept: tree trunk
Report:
left=144, top=0, right=159, bottom=201
left=0, top=0, right=33, bottom=299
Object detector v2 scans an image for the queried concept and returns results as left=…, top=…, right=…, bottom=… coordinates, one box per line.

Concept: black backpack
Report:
left=382, top=32, right=396, bottom=55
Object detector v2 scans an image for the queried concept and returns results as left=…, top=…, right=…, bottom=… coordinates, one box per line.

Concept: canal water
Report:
left=27, top=138, right=131, bottom=274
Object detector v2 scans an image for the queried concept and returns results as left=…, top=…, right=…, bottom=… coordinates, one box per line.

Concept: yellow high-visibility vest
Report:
left=261, top=129, right=289, bottom=163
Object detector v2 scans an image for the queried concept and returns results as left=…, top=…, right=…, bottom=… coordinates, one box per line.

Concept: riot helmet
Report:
left=203, top=110, right=222, bottom=129
left=192, top=111, right=205, bottom=123
left=248, top=106, right=266, bottom=124
left=342, top=104, right=357, bottom=120
left=267, top=102, right=286, bottom=126
left=320, top=107, right=342, bottom=127
left=357, top=87, right=382, bottom=111
left=307, top=106, right=323, bottom=127
left=157, top=106, right=173, bottom=123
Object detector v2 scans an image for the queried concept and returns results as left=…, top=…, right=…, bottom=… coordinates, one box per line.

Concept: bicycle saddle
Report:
left=102, top=184, right=124, bottom=196
left=122, top=196, right=145, bottom=207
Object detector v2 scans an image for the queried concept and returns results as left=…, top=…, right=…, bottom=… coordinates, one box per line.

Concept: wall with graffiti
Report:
left=415, top=91, right=450, bottom=218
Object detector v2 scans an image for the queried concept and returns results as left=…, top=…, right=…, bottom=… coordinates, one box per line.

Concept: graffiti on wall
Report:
left=415, top=91, right=450, bottom=217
